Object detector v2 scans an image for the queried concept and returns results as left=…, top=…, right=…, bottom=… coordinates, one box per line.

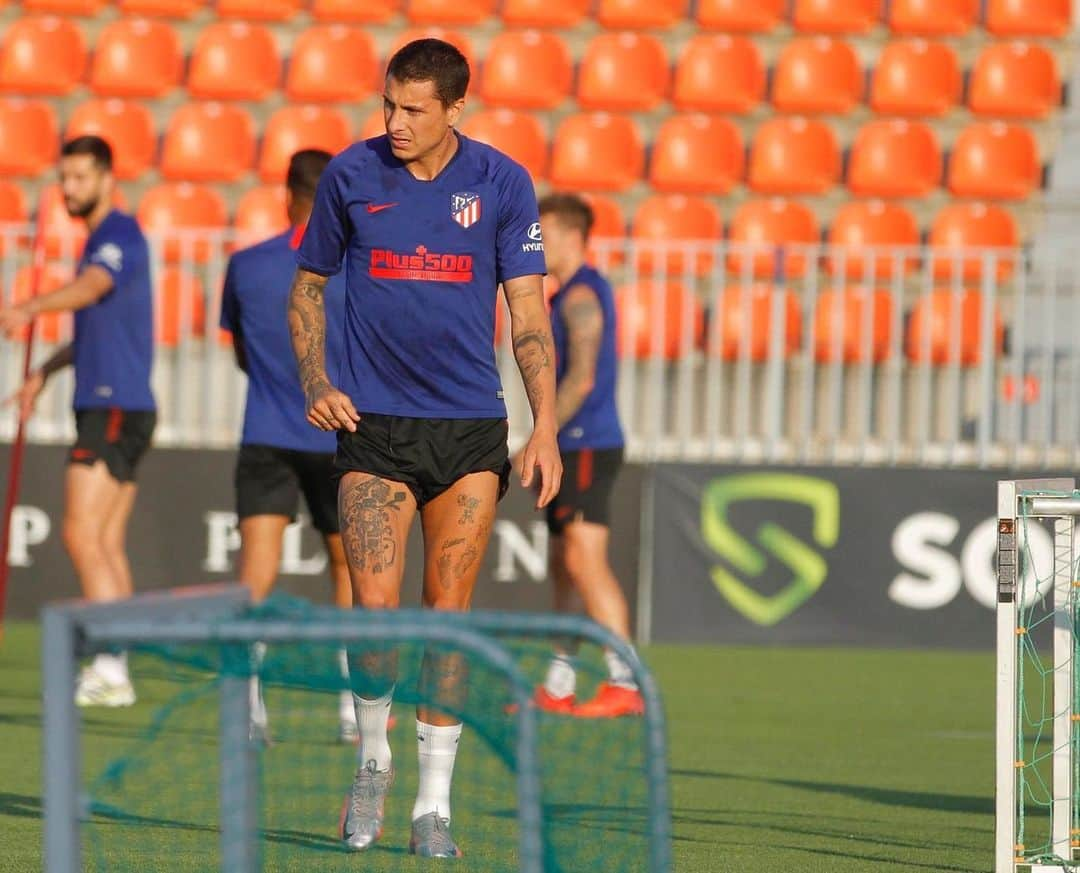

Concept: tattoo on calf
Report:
left=340, top=478, right=408, bottom=573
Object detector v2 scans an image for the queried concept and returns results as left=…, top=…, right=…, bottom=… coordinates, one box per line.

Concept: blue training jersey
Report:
left=296, top=133, right=546, bottom=419
left=220, top=227, right=347, bottom=453
left=550, top=264, right=624, bottom=452
left=73, top=210, right=155, bottom=411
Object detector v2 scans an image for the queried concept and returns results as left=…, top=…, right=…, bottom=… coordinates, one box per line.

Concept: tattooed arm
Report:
left=504, top=274, right=562, bottom=508
left=554, top=284, right=603, bottom=429
left=288, top=267, right=359, bottom=432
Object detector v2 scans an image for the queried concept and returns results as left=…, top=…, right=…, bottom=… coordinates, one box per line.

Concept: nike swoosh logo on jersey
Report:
left=367, top=203, right=398, bottom=214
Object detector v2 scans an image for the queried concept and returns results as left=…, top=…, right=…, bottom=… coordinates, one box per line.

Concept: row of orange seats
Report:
left=0, top=97, right=1044, bottom=200
left=0, top=18, right=1061, bottom=122
left=15, top=0, right=1072, bottom=34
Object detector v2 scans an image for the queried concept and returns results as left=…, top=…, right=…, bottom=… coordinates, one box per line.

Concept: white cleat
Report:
left=75, top=666, right=135, bottom=708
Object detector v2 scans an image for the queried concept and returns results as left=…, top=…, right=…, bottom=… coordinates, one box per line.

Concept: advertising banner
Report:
left=648, top=464, right=1071, bottom=648
left=2, top=444, right=643, bottom=620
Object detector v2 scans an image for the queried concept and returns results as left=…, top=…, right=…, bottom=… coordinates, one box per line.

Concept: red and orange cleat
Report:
left=506, top=686, right=576, bottom=715
left=573, top=683, right=645, bottom=718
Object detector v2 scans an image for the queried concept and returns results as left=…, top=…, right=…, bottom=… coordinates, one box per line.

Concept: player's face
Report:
left=383, top=76, right=463, bottom=164
left=539, top=214, right=579, bottom=276
left=59, top=155, right=109, bottom=219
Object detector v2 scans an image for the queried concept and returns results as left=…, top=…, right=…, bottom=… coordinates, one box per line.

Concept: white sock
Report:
left=604, top=649, right=638, bottom=690
left=92, top=653, right=128, bottom=685
left=249, top=675, right=267, bottom=726
left=543, top=654, right=576, bottom=699
left=412, top=720, right=462, bottom=823
left=354, top=687, right=394, bottom=770
left=336, top=647, right=349, bottom=680
left=339, top=690, right=357, bottom=725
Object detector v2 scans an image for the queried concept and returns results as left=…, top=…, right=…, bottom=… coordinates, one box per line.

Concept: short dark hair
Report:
left=60, top=135, right=113, bottom=172
left=286, top=149, right=332, bottom=199
left=538, top=193, right=594, bottom=240
left=386, top=38, right=470, bottom=107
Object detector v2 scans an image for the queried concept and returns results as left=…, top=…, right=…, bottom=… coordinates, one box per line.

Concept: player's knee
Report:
left=425, top=590, right=471, bottom=612
left=62, top=516, right=100, bottom=557
left=355, top=587, right=400, bottom=610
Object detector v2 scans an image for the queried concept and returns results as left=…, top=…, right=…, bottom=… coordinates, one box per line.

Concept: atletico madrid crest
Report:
left=451, top=192, right=481, bottom=229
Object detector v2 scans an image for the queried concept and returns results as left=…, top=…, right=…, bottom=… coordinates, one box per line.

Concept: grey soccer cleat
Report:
left=340, top=759, right=394, bottom=851
left=409, top=811, right=463, bottom=858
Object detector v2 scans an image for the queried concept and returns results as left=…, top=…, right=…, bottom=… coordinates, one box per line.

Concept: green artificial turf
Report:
left=0, top=621, right=996, bottom=872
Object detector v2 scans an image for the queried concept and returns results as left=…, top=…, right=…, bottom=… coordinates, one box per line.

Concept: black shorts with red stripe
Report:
left=69, top=408, right=156, bottom=483
left=546, top=447, right=624, bottom=535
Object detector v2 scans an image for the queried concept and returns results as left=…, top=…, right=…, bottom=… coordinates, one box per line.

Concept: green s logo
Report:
left=701, top=474, right=839, bottom=626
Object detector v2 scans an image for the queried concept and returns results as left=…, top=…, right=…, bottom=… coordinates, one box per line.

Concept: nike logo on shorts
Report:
left=367, top=203, right=398, bottom=214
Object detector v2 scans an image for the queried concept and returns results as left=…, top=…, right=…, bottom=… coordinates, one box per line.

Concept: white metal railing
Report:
left=1, top=224, right=1076, bottom=469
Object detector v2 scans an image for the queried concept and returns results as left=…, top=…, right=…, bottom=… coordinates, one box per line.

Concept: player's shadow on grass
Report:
left=0, top=792, right=42, bottom=820
left=670, top=769, right=992, bottom=815
left=0, top=711, right=40, bottom=729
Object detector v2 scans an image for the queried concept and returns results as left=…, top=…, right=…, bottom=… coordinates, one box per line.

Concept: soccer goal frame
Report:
left=41, top=584, right=673, bottom=873
left=996, top=478, right=1079, bottom=873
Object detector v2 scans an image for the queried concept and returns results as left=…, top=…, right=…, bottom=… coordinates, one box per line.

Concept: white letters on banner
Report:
left=492, top=520, right=548, bottom=583
left=6, top=505, right=51, bottom=567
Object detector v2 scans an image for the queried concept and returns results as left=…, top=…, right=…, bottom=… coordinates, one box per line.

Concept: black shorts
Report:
left=235, top=444, right=339, bottom=534
left=335, top=413, right=510, bottom=508
left=68, top=408, right=156, bottom=483
left=546, top=447, right=624, bottom=535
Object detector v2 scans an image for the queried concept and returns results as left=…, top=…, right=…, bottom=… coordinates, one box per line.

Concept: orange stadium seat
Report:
left=0, top=99, right=57, bottom=177
left=948, top=122, right=1040, bottom=200
left=10, top=265, right=71, bottom=344
left=632, top=194, right=722, bottom=277
left=234, top=185, right=288, bottom=244
left=137, top=183, right=228, bottom=263
left=90, top=18, right=182, bottom=98
left=906, top=289, right=1004, bottom=365
left=259, top=106, right=352, bottom=183
left=848, top=119, right=941, bottom=198
left=712, top=284, right=801, bottom=361
left=814, top=287, right=893, bottom=363
left=930, top=202, right=1018, bottom=281
left=501, top=0, right=589, bottom=26
left=161, top=102, right=255, bottom=182
left=65, top=99, right=156, bottom=181
left=986, top=0, right=1070, bottom=36
left=577, top=33, right=669, bottom=112
left=0, top=180, right=27, bottom=226
left=870, top=39, right=959, bottom=117
left=827, top=200, right=918, bottom=279
left=37, top=183, right=128, bottom=260
left=406, top=0, right=496, bottom=25
left=616, top=281, right=705, bottom=360
left=584, top=193, right=627, bottom=265
left=286, top=26, right=378, bottom=104
left=649, top=114, right=744, bottom=195
left=389, top=29, right=475, bottom=71
left=550, top=113, right=644, bottom=192
left=480, top=31, right=572, bottom=111
left=217, top=0, right=301, bottom=20
left=461, top=109, right=548, bottom=180
left=156, top=268, right=206, bottom=347
left=748, top=117, right=840, bottom=196
left=888, top=0, right=977, bottom=33
left=697, top=0, right=783, bottom=30
left=188, top=22, right=280, bottom=101
left=792, top=0, right=880, bottom=33
left=772, top=37, right=863, bottom=115
left=597, top=0, right=687, bottom=29
left=0, top=16, right=86, bottom=96
left=969, top=42, right=1060, bottom=119
left=727, top=198, right=820, bottom=280
left=23, top=0, right=104, bottom=13
left=119, top=0, right=201, bottom=15
left=312, top=0, right=401, bottom=21
left=673, top=35, right=765, bottom=114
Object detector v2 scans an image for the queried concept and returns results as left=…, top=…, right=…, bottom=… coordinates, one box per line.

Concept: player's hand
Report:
left=519, top=426, right=562, bottom=509
left=0, top=305, right=32, bottom=339
left=305, top=380, right=360, bottom=432
left=4, top=370, right=45, bottom=421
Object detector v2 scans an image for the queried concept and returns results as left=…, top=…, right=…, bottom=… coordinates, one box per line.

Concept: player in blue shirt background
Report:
left=0, top=136, right=155, bottom=708
left=220, top=149, right=360, bottom=744
left=530, top=193, right=644, bottom=719
left=289, top=39, right=562, bottom=858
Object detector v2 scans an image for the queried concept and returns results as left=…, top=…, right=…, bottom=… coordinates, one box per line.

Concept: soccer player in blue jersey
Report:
left=288, top=39, right=561, bottom=858
left=532, top=193, right=644, bottom=719
left=0, top=136, right=155, bottom=707
left=220, top=150, right=360, bottom=743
